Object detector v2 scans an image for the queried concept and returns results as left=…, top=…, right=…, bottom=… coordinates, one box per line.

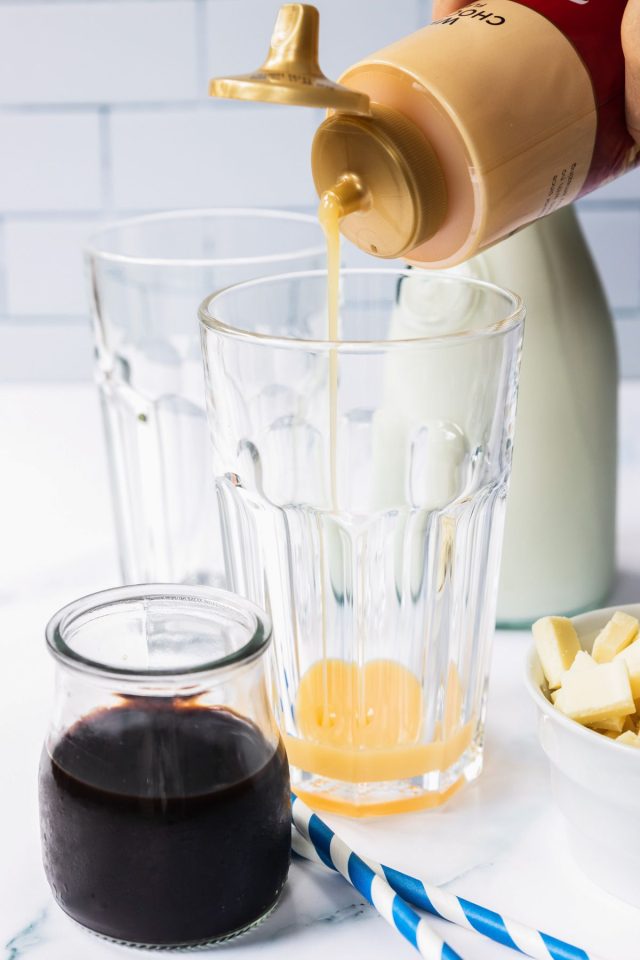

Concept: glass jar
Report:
left=39, top=585, right=290, bottom=948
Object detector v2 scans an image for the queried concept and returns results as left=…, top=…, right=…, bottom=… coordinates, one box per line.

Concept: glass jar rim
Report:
left=85, top=208, right=326, bottom=268
left=45, top=584, right=271, bottom=682
left=198, top=267, right=525, bottom=351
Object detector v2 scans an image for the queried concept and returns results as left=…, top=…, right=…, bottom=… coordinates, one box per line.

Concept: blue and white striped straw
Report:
left=291, top=795, right=463, bottom=960
left=291, top=794, right=603, bottom=960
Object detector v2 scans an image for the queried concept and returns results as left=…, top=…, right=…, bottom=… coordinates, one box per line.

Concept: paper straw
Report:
left=291, top=796, right=464, bottom=960
left=291, top=794, right=602, bottom=960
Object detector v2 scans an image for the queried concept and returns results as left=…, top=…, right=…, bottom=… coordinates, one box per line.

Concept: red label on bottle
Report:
left=520, top=0, right=637, bottom=194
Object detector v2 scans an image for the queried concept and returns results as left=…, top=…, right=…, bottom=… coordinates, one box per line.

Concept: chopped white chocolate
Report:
left=553, top=653, right=596, bottom=701
left=592, top=611, right=639, bottom=664
left=616, top=730, right=640, bottom=748
left=564, top=651, right=596, bottom=674
left=554, top=659, right=635, bottom=725
left=591, top=714, right=626, bottom=733
left=615, top=636, right=640, bottom=698
left=533, top=616, right=582, bottom=690
left=538, top=609, right=640, bottom=745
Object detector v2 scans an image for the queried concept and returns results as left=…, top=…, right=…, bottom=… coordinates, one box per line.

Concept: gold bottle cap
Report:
left=209, top=4, right=370, bottom=115
left=312, top=105, right=448, bottom=259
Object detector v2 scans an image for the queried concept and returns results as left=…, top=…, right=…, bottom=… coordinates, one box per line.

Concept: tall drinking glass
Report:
left=87, top=209, right=325, bottom=586
left=200, top=269, right=524, bottom=816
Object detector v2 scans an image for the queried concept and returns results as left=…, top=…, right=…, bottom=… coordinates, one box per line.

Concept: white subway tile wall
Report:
left=5, top=219, right=102, bottom=315
left=0, top=2, right=200, bottom=105
left=0, top=0, right=638, bottom=380
left=576, top=209, right=640, bottom=311
left=110, top=106, right=318, bottom=209
left=0, top=113, right=102, bottom=211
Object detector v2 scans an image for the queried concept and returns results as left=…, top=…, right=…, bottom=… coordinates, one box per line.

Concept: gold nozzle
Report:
left=209, top=4, right=370, bottom=114
left=319, top=174, right=370, bottom=219
left=312, top=105, right=448, bottom=259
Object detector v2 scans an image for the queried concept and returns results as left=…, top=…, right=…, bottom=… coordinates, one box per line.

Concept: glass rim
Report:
left=85, top=207, right=326, bottom=268
left=198, top=267, right=525, bottom=351
left=45, top=584, right=272, bottom=682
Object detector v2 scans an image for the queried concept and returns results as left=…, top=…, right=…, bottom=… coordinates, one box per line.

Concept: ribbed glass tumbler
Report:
left=200, top=269, right=524, bottom=816
left=87, top=209, right=325, bottom=586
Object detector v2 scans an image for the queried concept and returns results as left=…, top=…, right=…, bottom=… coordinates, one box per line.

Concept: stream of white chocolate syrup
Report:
left=318, top=190, right=342, bottom=509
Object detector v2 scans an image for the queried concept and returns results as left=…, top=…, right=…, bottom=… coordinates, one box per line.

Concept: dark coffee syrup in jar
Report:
left=39, top=699, right=290, bottom=946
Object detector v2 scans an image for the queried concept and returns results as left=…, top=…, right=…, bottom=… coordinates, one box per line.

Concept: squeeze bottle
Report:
left=210, top=2, right=638, bottom=265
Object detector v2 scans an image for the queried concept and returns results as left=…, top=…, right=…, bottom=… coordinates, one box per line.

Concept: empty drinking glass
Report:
left=200, top=268, right=524, bottom=816
left=87, top=209, right=325, bottom=586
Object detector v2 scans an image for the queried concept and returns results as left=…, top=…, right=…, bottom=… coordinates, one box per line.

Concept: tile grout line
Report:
left=0, top=100, right=254, bottom=114
left=98, top=105, right=114, bottom=216
left=0, top=211, right=106, bottom=222
left=0, top=215, right=8, bottom=315
left=577, top=198, right=640, bottom=212
left=0, top=314, right=90, bottom=324
left=194, top=0, right=209, bottom=97
left=637, top=213, right=640, bottom=313
left=417, top=0, right=431, bottom=27
left=0, top=0, right=176, bottom=4
left=0, top=204, right=318, bottom=222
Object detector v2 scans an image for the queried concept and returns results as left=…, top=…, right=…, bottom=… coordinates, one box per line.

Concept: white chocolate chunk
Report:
left=564, top=651, right=597, bottom=674
left=592, top=611, right=639, bottom=664
left=591, top=714, right=625, bottom=733
left=615, top=636, right=640, bottom=698
left=555, top=653, right=596, bottom=700
left=533, top=616, right=582, bottom=690
left=554, top=659, right=634, bottom=725
left=616, top=730, right=640, bottom=748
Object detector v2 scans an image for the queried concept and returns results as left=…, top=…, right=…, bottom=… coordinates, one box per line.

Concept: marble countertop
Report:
left=2, top=381, right=640, bottom=960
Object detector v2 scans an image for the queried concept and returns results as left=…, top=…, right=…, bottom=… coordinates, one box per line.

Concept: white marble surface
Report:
left=2, top=382, right=640, bottom=960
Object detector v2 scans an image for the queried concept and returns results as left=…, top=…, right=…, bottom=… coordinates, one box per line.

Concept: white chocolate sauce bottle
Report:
left=316, top=0, right=639, bottom=265
left=211, top=2, right=638, bottom=264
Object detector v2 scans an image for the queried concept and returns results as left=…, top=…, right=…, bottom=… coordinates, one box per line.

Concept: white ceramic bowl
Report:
left=525, top=603, right=640, bottom=907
